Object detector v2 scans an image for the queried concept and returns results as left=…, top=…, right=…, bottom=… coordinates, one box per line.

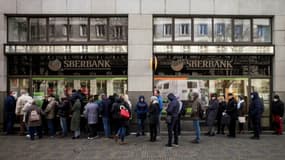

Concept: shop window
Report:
left=194, top=18, right=212, bottom=42
left=69, top=17, right=88, bottom=41
left=49, top=17, right=68, bottom=42
left=175, top=18, right=191, bottom=41
left=109, top=17, right=127, bottom=42
left=90, top=18, right=107, bottom=41
left=8, top=17, right=28, bottom=42
left=154, top=18, right=173, bottom=42
left=234, top=19, right=251, bottom=42
left=253, top=19, right=271, bottom=43
left=29, top=18, right=47, bottom=42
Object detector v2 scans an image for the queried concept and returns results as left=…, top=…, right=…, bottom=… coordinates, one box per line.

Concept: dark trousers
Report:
left=228, top=117, right=236, bottom=137
left=217, top=117, right=224, bottom=134
left=177, top=114, right=182, bottom=135
left=149, top=123, right=157, bottom=141
left=17, top=115, right=25, bottom=135
left=88, top=124, right=97, bottom=137
left=238, top=123, right=244, bottom=133
left=29, top=126, right=42, bottom=140
left=167, top=117, right=178, bottom=145
left=5, top=113, right=15, bottom=134
left=137, top=118, right=146, bottom=135
left=252, top=117, right=261, bottom=138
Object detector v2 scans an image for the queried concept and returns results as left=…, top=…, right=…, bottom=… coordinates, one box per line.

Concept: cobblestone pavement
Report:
left=0, top=133, right=284, bottom=160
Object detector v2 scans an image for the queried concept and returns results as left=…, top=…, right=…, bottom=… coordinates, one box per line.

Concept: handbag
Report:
left=238, top=116, right=246, bottom=123
left=120, top=105, right=130, bottom=119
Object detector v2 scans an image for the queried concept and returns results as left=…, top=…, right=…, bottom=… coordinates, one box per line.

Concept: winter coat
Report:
left=111, top=98, right=121, bottom=120
left=135, top=96, right=148, bottom=119
left=148, top=101, right=159, bottom=125
left=249, top=92, right=264, bottom=119
left=101, top=98, right=111, bottom=118
left=217, top=101, right=227, bottom=120
left=26, top=105, right=42, bottom=127
left=157, top=95, right=163, bottom=113
left=226, top=97, right=238, bottom=119
left=15, top=95, right=33, bottom=115
left=166, top=93, right=179, bottom=118
left=84, top=102, right=99, bottom=124
left=191, top=97, right=201, bottom=120
left=272, top=100, right=284, bottom=117
left=45, top=100, right=57, bottom=120
left=5, top=95, right=16, bottom=113
left=57, top=100, right=70, bottom=118
left=119, top=101, right=131, bottom=127
left=71, top=99, right=81, bottom=131
left=237, top=100, right=246, bottom=117
left=207, top=99, right=219, bottom=126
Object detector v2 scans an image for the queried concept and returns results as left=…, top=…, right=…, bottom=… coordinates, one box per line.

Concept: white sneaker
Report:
left=173, top=144, right=179, bottom=147
left=88, top=137, right=94, bottom=140
left=26, top=134, right=30, bottom=138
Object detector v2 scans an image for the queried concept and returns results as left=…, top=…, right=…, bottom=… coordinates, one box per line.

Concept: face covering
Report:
left=274, top=98, right=278, bottom=102
left=251, top=95, right=254, bottom=99
left=211, top=97, right=216, bottom=100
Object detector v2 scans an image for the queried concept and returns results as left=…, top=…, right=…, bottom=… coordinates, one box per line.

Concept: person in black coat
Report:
left=4, top=91, right=16, bottom=135
left=148, top=96, right=160, bottom=142
left=226, top=93, right=238, bottom=138
left=249, top=92, right=264, bottom=140
left=135, top=96, right=148, bottom=137
left=165, top=93, right=179, bottom=147
left=271, top=94, right=284, bottom=135
left=217, top=96, right=227, bottom=134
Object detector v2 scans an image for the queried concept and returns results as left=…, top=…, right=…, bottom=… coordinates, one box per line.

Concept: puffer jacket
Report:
left=135, top=96, right=148, bottom=119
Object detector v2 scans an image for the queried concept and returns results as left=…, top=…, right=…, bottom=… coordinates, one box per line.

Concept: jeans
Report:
left=102, top=117, right=111, bottom=137
left=137, top=118, right=145, bottom=135
left=117, top=127, right=126, bottom=142
left=60, top=117, right=68, bottom=136
left=6, top=112, right=15, bottom=134
left=29, top=126, right=42, bottom=140
left=47, top=119, right=55, bottom=136
left=167, top=117, right=178, bottom=146
left=193, top=120, right=200, bottom=142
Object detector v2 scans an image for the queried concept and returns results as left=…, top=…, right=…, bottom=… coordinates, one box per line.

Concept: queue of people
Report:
left=3, top=89, right=285, bottom=146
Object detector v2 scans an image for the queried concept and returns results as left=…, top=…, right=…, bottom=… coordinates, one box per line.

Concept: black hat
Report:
left=274, top=95, right=280, bottom=99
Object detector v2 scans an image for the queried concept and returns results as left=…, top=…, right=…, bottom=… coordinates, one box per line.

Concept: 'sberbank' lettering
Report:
left=63, top=60, right=111, bottom=68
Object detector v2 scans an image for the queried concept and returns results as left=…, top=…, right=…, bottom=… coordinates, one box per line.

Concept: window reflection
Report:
left=175, top=18, right=191, bottom=41
left=49, top=17, right=68, bottom=42
left=234, top=19, right=251, bottom=42
left=90, top=18, right=107, bottom=41
left=109, top=17, right=128, bottom=42
left=8, top=17, right=28, bottom=42
left=194, top=18, right=212, bottom=42
left=253, top=19, right=271, bottom=43
left=214, top=18, right=232, bottom=42
left=154, top=18, right=173, bottom=42
left=29, top=18, right=47, bottom=42
left=69, top=17, right=88, bottom=41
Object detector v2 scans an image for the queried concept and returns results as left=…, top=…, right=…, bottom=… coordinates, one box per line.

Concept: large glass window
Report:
left=234, top=19, right=251, bottom=42
left=214, top=18, right=232, bottom=42
left=69, top=17, right=88, bottom=41
left=9, top=78, right=30, bottom=98
left=8, top=17, right=28, bottom=42
left=253, top=19, right=271, bottom=43
left=29, top=18, right=47, bottom=42
left=194, top=18, right=212, bottom=42
left=90, top=18, right=107, bottom=41
left=109, top=17, right=128, bottom=42
left=48, top=17, right=68, bottom=42
left=175, top=18, right=191, bottom=41
left=154, top=18, right=173, bottom=42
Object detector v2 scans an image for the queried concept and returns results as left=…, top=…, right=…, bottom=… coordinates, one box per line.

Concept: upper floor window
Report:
left=90, top=18, right=107, bottom=41
left=109, top=17, right=128, bottom=42
left=175, top=18, right=191, bottom=41
left=214, top=18, right=232, bottom=42
left=69, top=17, right=88, bottom=41
left=49, top=17, right=68, bottom=42
left=194, top=18, right=212, bottom=42
left=154, top=18, right=172, bottom=42
left=234, top=19, right=251, bottom=42
left=253, top=19, right=271, bottom=43
left=8, top=17, right=28, bottom=42
left=29, top=18, right=47, bottom=42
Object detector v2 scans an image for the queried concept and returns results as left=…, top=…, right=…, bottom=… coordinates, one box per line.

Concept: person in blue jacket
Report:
left=135, top=96, right=148, bottom=136
left=4, top=91, right=16, bottom=135
left=249, top=92, right=264, bottom=140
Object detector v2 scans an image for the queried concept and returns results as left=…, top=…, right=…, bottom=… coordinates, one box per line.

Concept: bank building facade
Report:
left=0, top=0, right=285, bottom=130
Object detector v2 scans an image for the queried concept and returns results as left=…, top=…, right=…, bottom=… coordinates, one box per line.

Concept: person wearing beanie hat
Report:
left=148, top=96, right=160, bottom=142
left=271, top=94, right=284, bottom=135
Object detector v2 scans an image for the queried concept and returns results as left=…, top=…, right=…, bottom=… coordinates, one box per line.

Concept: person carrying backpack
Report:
left=26, top=100, right=42, bottom=140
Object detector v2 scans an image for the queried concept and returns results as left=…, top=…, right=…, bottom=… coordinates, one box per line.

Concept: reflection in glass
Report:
left=49, top=17, right=68, bottom=42
left=90, top=18, right=107, bottom=41
left=109, top=17, right=128, bottom=42
left=69, top=17, right=88, bottom=41
left=194, top=18, right=212, bottom=42
left=29, top=18, right=47, bottom=41
left=154, top=18, right=173, bottom=42
left=214, top=18, right=232, bottom=42
left=234, top=19, right=251, bottom=42
left=175, top=18, right=191, bottom=41
left=253, top=19, right=271, bottom=43
left=8, top=17, right=28, bottom=42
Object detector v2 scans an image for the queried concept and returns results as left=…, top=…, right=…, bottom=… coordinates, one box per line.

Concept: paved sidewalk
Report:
left=0, top=133, right=284, bottom=160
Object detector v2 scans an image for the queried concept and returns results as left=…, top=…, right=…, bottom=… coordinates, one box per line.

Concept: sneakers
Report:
left=87, top=137, right=94, bottom=140
left=172, top=144, right=179, bottom=147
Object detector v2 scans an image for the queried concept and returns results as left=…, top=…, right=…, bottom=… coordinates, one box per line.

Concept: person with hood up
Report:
left=148, top=96, right=160, bottom=142
left=271, top=95, right=284, bottom=135
left=165, top=93, right=179, bottom=147
left=4, top=91, right=16, bottom=135
left=249, top=92, right=264, bottom=140
left=205, top=93, right=219, bottom=136
left=135, top=96, right=148, bottom=137
left=25, top=100, right=42, bottom=140
left=190, top=92, right=202, bottom=144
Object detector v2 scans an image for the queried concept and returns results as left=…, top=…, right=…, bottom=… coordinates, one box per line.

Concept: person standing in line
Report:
left=249, top=92, right=263, bottom=140
left=101, top=94, right=111, bottom=138
left=135, top=96, right=148, bottom=137
left=154, top=90, right=163, bottom=138
left=44, top=97, right=57, bottom=138
left=4, top=91, right=16, bottom=135
left=111, top=96, right=121, bottom=137
left=41, top=96, right=49, bottom=135
left=237, top=95, right=246, bottom=134
left=25, top=101, right=42, bottom=141
left=190, top=92, right=202, bottom=144
left=217, top=96, right=227, bottom=135
left=57, top=96, right=70, bottom=138
left=165, top=93, right=179, bottom=147
left=205, top=93, right=219, bottom=136
left=226, top=93, right=238, bottom=138
left=71, top=98, right=81, bottom=139
left=176, top=96, right=186, bottom=136
left=271, top=95, right=284, bottom=135
left=148, top=96, right=160, bottom=142
left=84, top=96, right=99, bottom=140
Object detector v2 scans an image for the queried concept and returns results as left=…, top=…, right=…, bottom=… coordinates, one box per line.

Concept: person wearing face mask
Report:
left=205, top=93, right=219, bottom=136
left=226, top=93, right=238, bottom=138
left=271, top=95, right=284, bottom=135
left=249, top=92, right=264, bottom=140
